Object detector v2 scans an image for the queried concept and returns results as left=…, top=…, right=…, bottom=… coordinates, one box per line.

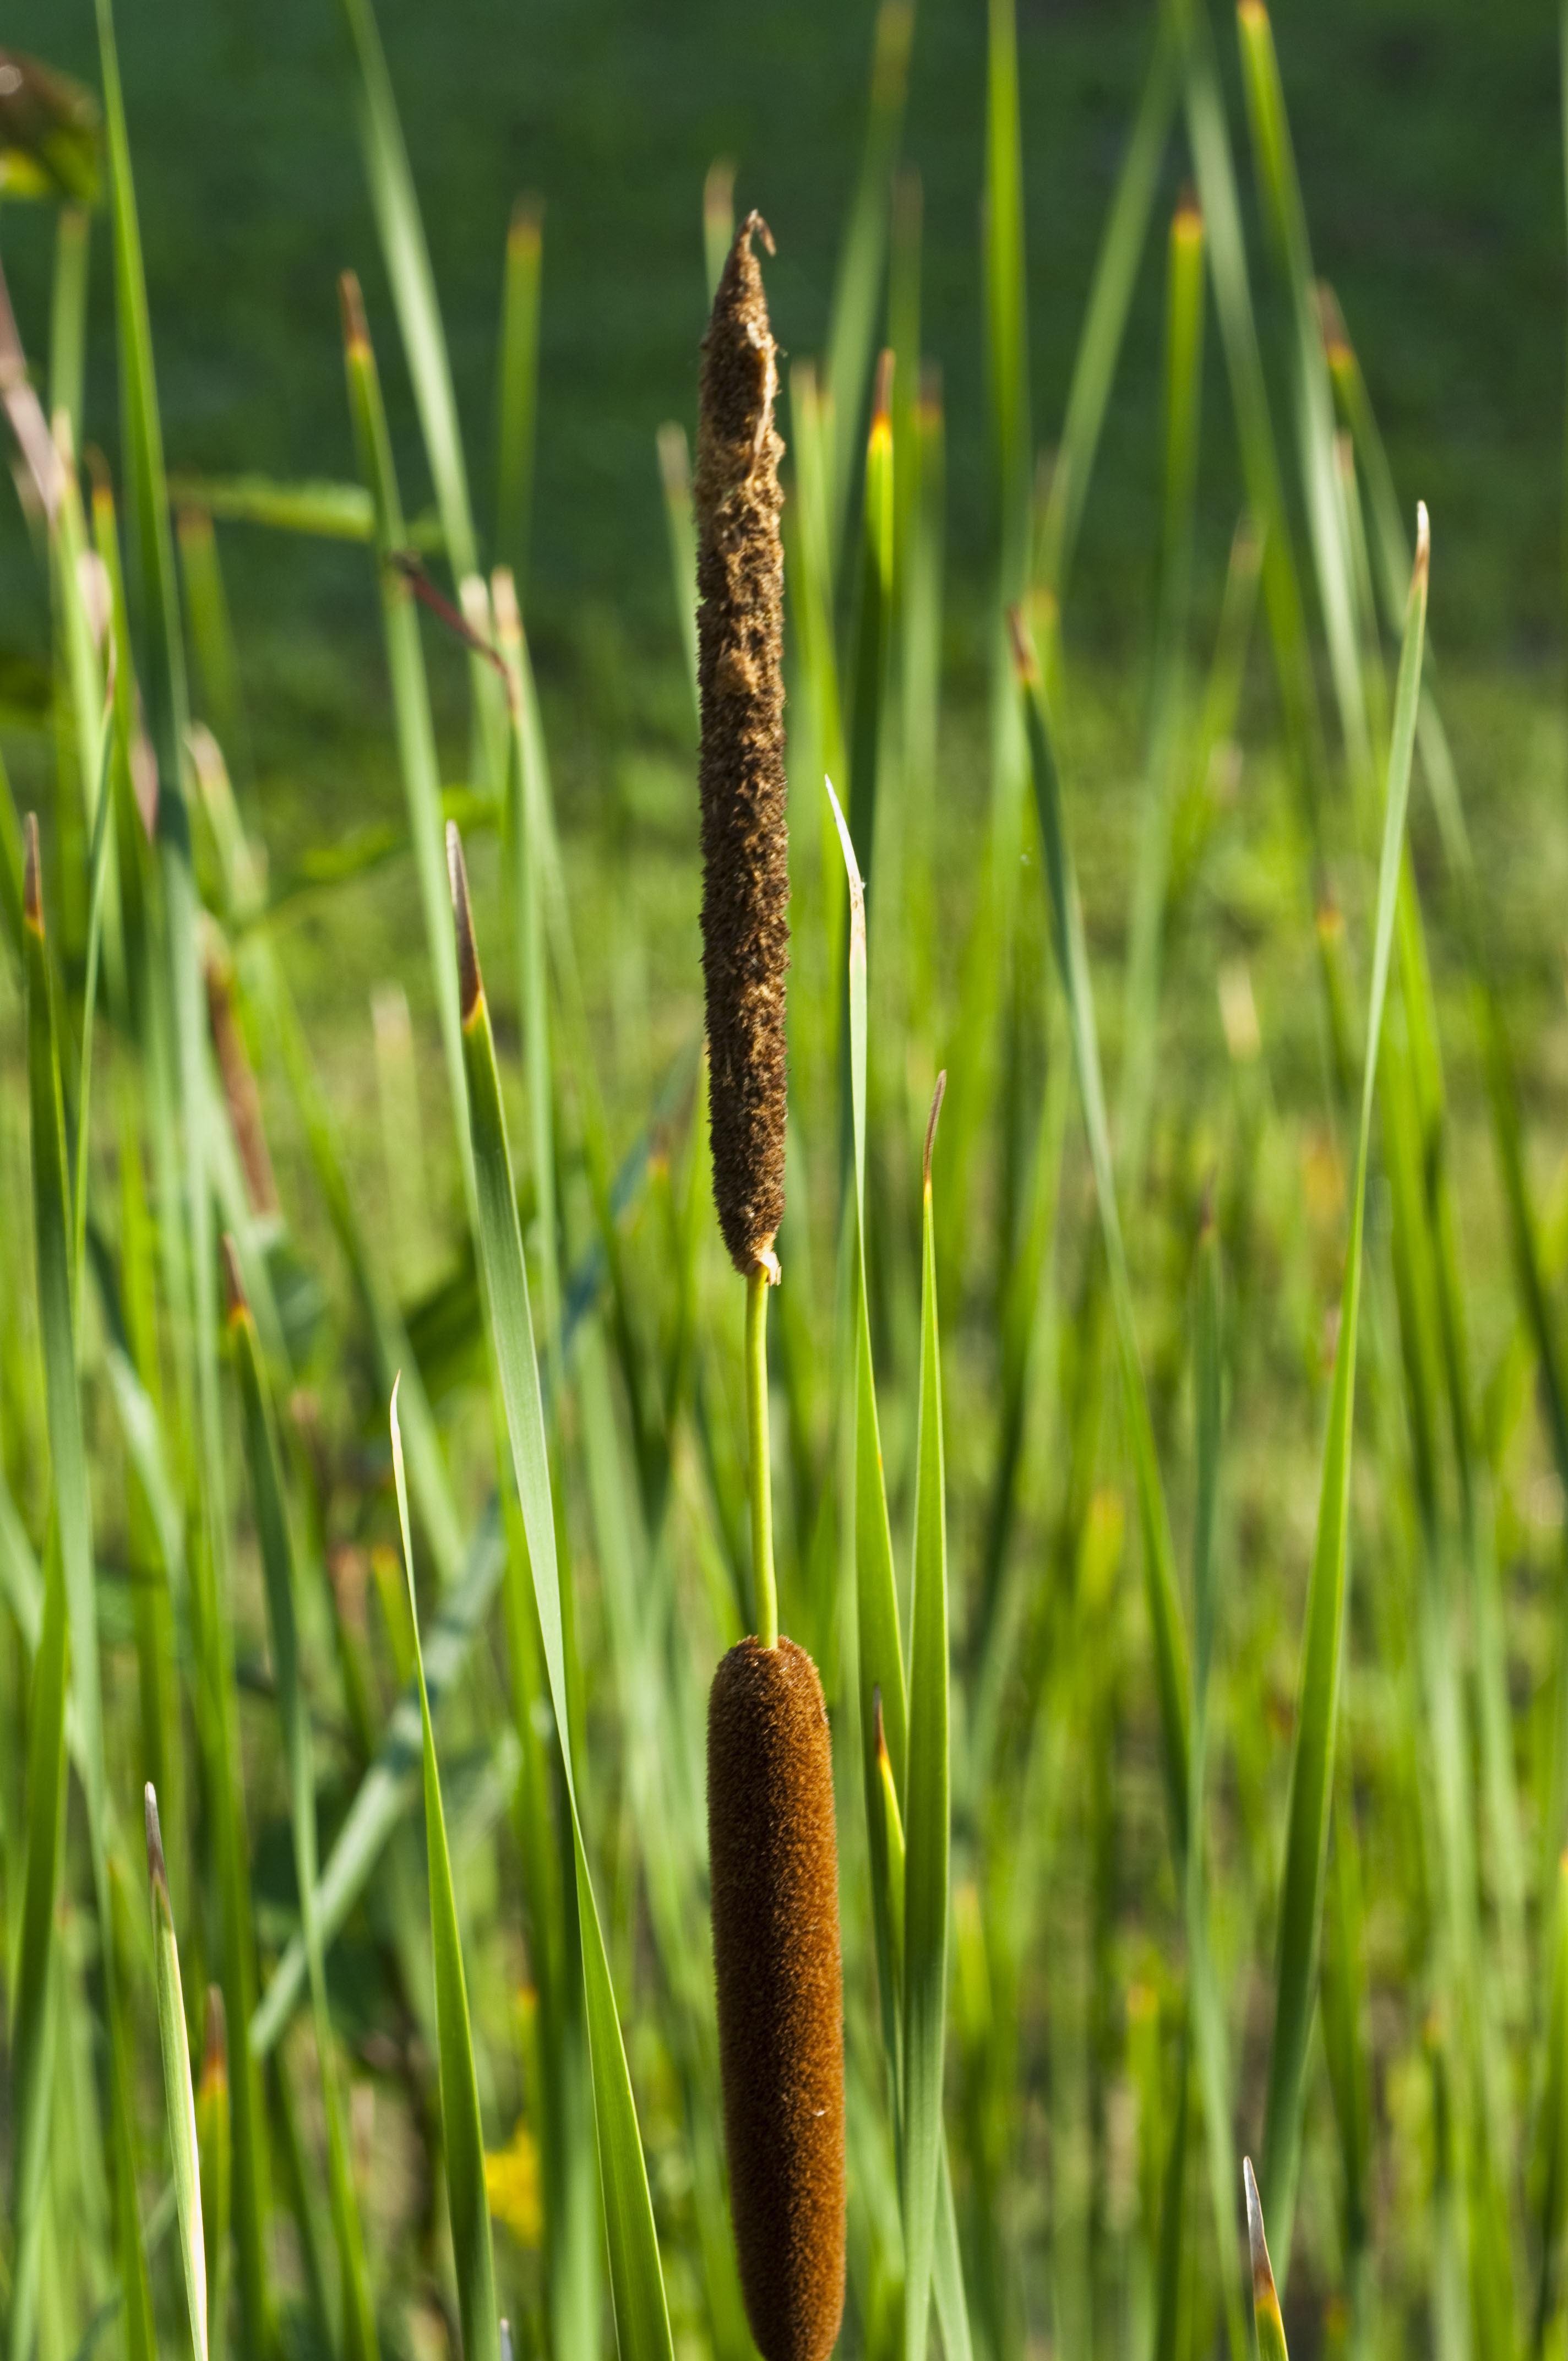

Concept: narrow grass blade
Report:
left=1186, top=1217, right=1246, bottom=2361
left=391, top=1383, right=499, bottom=2361
left=228, top=1249, right=379, bottom=2357
left=703, top=159, right=734, bottom=303
left=825, top=0, right=914, bottom=554
left=177, top=504, right=253, bottom=780
left=847, top=358, right=895, bottom=907
left=1034, top=12, right=1177, bottom=601
left=6, top=1536, right=69, bottom=2361
left=1118, top=192, right=1206, bottom=1187
left=447, top=826, right=676, bottom=2361
left=1535, top=1853, right=1568, bottom=2348
left=196, top=1993, right=231, bottom=2361
left=251, top=1511, right=507, bottom=2054
left=1259, top=511, right=1429, bottom=2268
left=22, top=817, right=101, bottom=1834
left=826, top=779, right=906, bottom=1986
left=337, top=0, right=478, bottom=581
left=1245, top=2161, right=1289, bottom=2361
left=903, top=1078, right=950, bottom=2361
left=1012, top=627, right=1191, bottom=1860
left=50, top=202, right=91, bottom=442
left=656, top=423, right=699, bottom=725
left=983, top=0, right=1029, bottom=545
left=147, top=1786, right=208, bottom=2361
left=165, top=473, right=384, bottom=540
left=1175, top=0, right=1325, bottom=840
left=494, top=570, right=562, bottom=1367
left=341, top=274, right=472, bottom=1191
left=496, top=196, right=543, bottom=592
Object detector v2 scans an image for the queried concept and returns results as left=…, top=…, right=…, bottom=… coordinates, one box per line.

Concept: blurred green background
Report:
left=2, top=0, right=1562, bottom=681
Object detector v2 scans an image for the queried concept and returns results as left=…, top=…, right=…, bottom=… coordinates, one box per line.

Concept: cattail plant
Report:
left=699, top=213, right=846, bottom=2361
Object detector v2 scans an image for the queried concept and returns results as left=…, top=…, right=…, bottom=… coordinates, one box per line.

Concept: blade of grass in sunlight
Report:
left=825, top=0, right=914, bottom=557
left=1012, top=624, right=1192, bottom=1863
left=656, top=422, right=700, bottom=725
left=496, top=196, right=543, bottom=593
left=228, top=1247, right=379, bottom=2357
left=390, top=1380, right=501, bottom=2361
left=1033, top=10, right=1178, bottom=605
left=337, top=0, right=479, bottom=583
left=447, top=824, right=676, bottom=2361
left=7, top=1535, right=69, bottom=2361
left=147, top=1787, right=208, bottom=2361
left=902, top=1075, right=951, bottom=2361
left=1245, top=2161, right=1290, bottom=2361
left=1258, top=508, right=1429, bottom=2272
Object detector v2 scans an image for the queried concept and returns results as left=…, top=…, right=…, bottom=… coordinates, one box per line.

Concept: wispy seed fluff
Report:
left=696, top=210, right=789, bottom=1277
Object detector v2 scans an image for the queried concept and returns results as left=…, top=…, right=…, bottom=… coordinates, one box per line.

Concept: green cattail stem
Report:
left=747, top=1263, right=778, bottom=1649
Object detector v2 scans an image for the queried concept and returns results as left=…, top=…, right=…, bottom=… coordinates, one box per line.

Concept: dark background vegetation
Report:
left=2, top=0, right=1563, bottom=680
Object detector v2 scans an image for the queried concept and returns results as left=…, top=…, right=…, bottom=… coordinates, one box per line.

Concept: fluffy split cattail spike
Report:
left=708, top=1636, right=846, bottom=2361
left=696, top=209, right=789, bottom=1280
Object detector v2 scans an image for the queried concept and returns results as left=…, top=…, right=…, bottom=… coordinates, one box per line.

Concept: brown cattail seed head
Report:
left=708, top=1637, right=845, bottom=2361
left=696, top=211, right=789, bottom=1279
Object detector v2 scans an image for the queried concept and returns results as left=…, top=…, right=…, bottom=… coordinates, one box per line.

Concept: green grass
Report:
left=4, top=2, right=1568, bottom=2358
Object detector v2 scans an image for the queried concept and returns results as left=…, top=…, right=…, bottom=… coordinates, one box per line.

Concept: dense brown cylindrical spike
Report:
left=708, top=1638, right=845, bottom=2361
left=696, top=210, right=789, bottom=1278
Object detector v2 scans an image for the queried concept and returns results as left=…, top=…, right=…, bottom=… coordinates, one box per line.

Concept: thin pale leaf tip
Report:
left=447, top=822, right=483, bottom=1020
left=500, top=2325, right=514, bottom=2361
left=145, top=1782, right=168, bottom=1896
left=491, top=564, right=521, bottom=648
left=508, top=192, right=542, bottom=253
left=923, top=1071, right=946, bottom=1194
left=872, top=1684, right=888, bottom=1767
left=1237, top=0, right=1269, bottom=31
left=872, top=347, right=894, bottom=428
left=656, top=420, right=692, bottom=499
left=1315, top=281, right=1353, bottom=372
left=1414, top=502, right=1430, bottom=584
left=338, top=270, right=371, bottom=357
left=220, top=1233, right=247, bottom=1326
left=22, top=809, right=42, bottom=936
left=1173, top=187, right=1203, bottom=238
left=704, top=156, right=735, bottom=224
left=201, top=1987, right=228, bottom=2092
left=1243, top=2158, right=1280, bottom=2310
left=824, top=776, right=865, bottom=958
left=1006, top=604, right=1039, bottom=688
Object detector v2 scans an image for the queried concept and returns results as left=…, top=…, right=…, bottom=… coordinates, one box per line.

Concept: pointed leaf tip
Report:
left=145, top=1782, right=167, bottom=1892
left=873, top=346, right=895, bottom=425
left=1243, top=2158, right=1281, bottom=2313
left=447, top=823, right=482, bottom=1019
left=338, top=270, right=370, bottom=355
left=1414, top=502, right=1430, bottom=581
left=1006, top=604, right=1038, bottom=686
left=873, top=1683, right=888, bottom=1763
left=22, top=810, right=42, bottom=935
left=201, top=1987, right=228, bottom=2087
left=923, top=1071, right=946, bottom=1192
left=220, top=1233, right=247, bottom=1325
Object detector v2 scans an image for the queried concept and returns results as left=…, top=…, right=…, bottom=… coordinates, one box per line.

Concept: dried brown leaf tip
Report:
left=447, top=822, right=483, bottom=1022
left=697, top=210, right=789, bottom=1279
left=200, top=1987, right=228, bottom=2096
left=220, top=1233, right=248, bottom=1329
left=338, top=270, right=370, bottom=358
left=22, top=810, right=42, bottom=937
